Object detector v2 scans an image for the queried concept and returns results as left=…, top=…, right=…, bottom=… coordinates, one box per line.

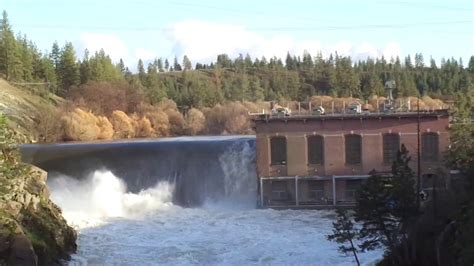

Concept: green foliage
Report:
left=327, top=208, right=360, bottom=266
left=57, top=42, right=79, bottom=95
left=355, top=146, right=419, bottom=264
left=0, top=10, right=472, bottom=109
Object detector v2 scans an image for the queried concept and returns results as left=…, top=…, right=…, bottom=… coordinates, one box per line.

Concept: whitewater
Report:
left=23, top=136, right=383, bottom=265
left=48, top=171, right=382, bottom=265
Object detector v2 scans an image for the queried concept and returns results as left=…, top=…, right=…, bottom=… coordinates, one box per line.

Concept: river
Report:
left=21, top=136, right=382, bottom=265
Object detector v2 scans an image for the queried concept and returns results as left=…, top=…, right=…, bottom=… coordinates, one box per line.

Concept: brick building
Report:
left=253, top=110, right=450, bottom=208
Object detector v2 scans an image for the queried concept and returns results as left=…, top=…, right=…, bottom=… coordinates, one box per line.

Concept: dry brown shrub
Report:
left=61, top=108, right=100, bottom=141
left=157, top=98, right=178, bottom=111
left=254, top=101, right=271, bottom=113
left=407, top=97, right=428, bottom=110
left=134, top=115, right=155, bottom=138
left=165, top=109, right=185, bottom=135
left=96, top=116, right=114, bottom=140
left=204, top=102, right=251, bottom=134
left=368, top=96, right=386, bottom=111
left=110, top=110, right=135, bottom=139
left=421, top=96, right=445, bottom=110
left=135, top=103, right=170, bottom=136
left=145, top=111, right=170, bottom=136
left=185, top=108, right=205, bottom=135
left=309, top=96, right=334, bottom=112
left=242, top=101, right=260, bottom=113
left=36, top=106, right=62, bottom=143
left=68, top=81, right=144, bottom=116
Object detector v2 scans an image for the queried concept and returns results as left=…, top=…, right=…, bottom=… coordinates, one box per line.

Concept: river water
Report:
left=22, top=136, right=382, bottom=265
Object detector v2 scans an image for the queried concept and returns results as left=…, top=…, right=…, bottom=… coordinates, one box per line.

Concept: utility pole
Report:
left=416, top=95, right=421, bottom=210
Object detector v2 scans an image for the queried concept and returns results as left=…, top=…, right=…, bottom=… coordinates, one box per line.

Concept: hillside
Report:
left=0, top=79, right=62, bottom=141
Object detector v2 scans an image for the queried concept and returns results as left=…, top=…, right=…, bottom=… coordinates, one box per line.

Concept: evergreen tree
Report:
left=327, top=208, right=361, bottom=266
left=157, top=58, right=164, bottom=72
left=0, top=11, right=20, bottom=80
left=117, top=58, right=125, bottom=74
left=50, top=41, right=60, bottom=71
left=57, top=42, right=79, bottom=95
left=137, top=59, right=146, bottom=85
left=79, top=49, right=91, bottom=84
left=173, top=56, right=182, bottom=71
left=164, top=58, right=169, bottom=71
left=183, top=55, right=192, bottom=71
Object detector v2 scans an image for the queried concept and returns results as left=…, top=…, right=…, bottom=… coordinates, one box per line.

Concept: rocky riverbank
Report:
left=0, top=163, right=76, bottom=265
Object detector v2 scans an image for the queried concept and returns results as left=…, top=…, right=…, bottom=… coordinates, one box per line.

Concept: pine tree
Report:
left=183, top=55, right=192, bottom=71
left=79, top=49, right=91, bottom=84
left=50, top=41, right=60, bottom=71
left=173, top=56, right=182, bottom=71
left=327, top=208, right=361, bottom=266
left=0, top=10, right=19, bottom=80
left=355, top=171, right=398, bottom=253
left=157, top=58, right=164, bottom=72
left=164, top=59, right=169, bottom=71
left=117, top=58, right=125, bottom=74
left=57, top=42, right=79, bottom=95
left=137, top=59, right=146, bottom=85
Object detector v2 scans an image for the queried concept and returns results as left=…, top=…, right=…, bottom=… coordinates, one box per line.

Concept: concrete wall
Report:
left=255, top=114, right=450, bottom=178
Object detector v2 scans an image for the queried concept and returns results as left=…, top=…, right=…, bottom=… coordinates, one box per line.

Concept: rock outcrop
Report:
left=0, top=165, right=76, bottom=265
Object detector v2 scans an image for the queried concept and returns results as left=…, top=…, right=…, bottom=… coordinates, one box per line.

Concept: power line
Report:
left=12, top=20, right=472, bottom=32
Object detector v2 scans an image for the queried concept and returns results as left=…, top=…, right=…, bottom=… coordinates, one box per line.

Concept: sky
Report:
left=1, top=0, right=473, bottom=69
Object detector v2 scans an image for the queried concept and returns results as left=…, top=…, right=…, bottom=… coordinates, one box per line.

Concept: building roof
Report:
left=252, top=109, right=450, bottom=123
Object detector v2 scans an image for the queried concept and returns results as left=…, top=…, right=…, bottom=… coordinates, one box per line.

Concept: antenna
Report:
left=384, top=80, right=396, bottom=112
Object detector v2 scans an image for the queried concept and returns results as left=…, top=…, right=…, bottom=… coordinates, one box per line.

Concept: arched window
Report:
left=307, top=135, right=324, bottom=165
left=422, top=133, right=439, bottom=162
left=383, top=133, right=400, bottom=163
left=270, top=136, right=287, bottom=165
left=345, top=134, right=362, bottom=165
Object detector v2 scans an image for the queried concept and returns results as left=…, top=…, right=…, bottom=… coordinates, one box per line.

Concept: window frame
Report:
left=270, top=136, right=287, bottom=166
left=307, top=135, right=324, bottom=165
left=383, top=133, right=400, bottom=164
left=345, top=134, right=362, bottom=165
left=421, top=132, right=439, bottom=162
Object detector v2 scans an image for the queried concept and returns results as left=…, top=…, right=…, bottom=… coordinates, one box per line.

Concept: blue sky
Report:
left=1, top=0, right=473, bottom=68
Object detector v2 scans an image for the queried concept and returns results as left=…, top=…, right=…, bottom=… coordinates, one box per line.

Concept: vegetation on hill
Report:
left=1, top=10, right=472, bottom=142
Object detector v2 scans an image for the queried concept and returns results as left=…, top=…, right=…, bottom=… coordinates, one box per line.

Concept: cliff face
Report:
left=0, top=165, right=77, bottom=265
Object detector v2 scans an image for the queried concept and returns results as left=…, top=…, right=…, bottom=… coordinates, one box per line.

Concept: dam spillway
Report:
left=21, top=136, right=257, bottom=207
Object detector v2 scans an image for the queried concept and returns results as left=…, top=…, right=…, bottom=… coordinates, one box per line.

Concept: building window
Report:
left=270, top=136, right=287, bottom=165
left=271, top=181, right=288, bottom=200
left=308, top=135, right=324, bottom=165
left=345, top=134, right=362, bottom=165
left=308, top=181, right=325, bottom=201
left=383, top=134, right=400, bottom=164
left=422, top=133, right=439, bottom=162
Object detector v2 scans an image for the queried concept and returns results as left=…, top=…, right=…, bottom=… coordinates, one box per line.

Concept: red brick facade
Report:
left=253, top=111, right=450, bottom=208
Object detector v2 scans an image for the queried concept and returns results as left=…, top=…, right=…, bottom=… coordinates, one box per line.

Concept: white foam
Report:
left=48, top=170, right=175, bottom=229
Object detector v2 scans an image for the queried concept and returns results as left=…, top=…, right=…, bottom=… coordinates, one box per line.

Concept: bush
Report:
left=60, top=108, right=100, bottom=141
left=185, top=108, right=205, bottom=135
left=133, top=115, right=155, bottom=138
left=68, top=81, right=144, bottom=116
left=95, top=116, right=114, bottom=140
left=110, top=111, right=135, bottom=139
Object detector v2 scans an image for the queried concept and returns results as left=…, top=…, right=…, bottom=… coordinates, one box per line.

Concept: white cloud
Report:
left=135, top=48, right=156, bottom=61
left=167, top=20, right=402, bottom=63
left=383, top=42, right=402, bottom=60
left=79, top=33, right=128, bottom=62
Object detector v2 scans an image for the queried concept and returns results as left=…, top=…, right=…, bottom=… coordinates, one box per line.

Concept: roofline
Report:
left=252, top=109, right=450, bottom=122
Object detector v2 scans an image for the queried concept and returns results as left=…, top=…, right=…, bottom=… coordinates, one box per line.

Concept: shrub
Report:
left=110, top=111, right=135, bottom=139
left=185, top=108, right=205, bottom=135
left=60, top=108, right=100, bottom=141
